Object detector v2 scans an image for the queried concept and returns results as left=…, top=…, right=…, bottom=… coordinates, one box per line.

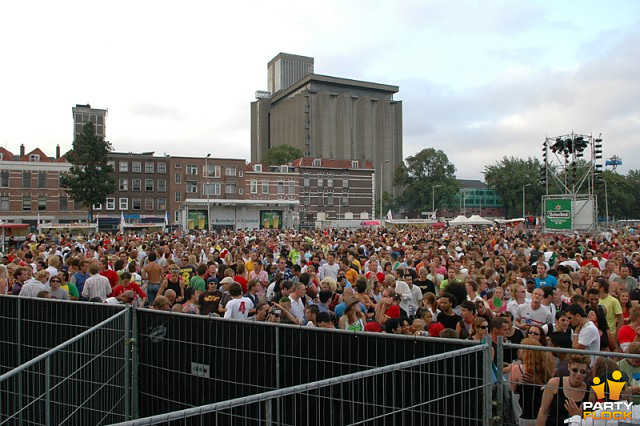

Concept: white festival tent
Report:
left=467, top=215, right=493, bottom=225
left=448, top=215, right=470, bottom=225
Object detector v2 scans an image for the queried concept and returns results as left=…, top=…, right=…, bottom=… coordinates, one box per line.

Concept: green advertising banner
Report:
left=260, top=211, right=282, bottom=229
left=545, top=199, right=572, bottom=230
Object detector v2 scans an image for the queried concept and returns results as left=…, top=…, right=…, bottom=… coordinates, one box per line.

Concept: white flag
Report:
left=431, top=209, right=437, bottom=220
left=120, top=211, right=125, bottom=233
left=37, top=212, right=41, bottom=231
left=386, top=210, right=393, bottom=221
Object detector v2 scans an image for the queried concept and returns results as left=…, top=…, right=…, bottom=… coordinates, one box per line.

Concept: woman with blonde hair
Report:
left=556, top=273, right=574, bottom=305
left=509, top=338, right=554, bottom=425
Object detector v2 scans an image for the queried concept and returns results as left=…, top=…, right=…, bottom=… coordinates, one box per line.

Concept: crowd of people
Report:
left=1, top=224, right=640, bottom=424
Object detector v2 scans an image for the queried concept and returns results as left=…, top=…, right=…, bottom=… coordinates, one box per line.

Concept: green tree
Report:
left=483, top=157, right=544, bottom=218
left=61, top=122, right=116, bottom=221
left=262, top=145, right=303, bottom=165
left=393, top=148, right=459, bottom=215
left=593, top=170, right=638, bottom=220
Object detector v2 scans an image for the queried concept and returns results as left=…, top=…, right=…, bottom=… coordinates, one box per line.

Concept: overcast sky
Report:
left=1, top=1, right=638, bottom=180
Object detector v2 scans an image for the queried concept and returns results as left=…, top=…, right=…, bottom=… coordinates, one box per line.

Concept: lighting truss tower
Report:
left=540, top=133, right=603, bottom=232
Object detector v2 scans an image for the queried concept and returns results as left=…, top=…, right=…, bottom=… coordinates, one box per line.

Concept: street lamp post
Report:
left=604, top=179, right=609, bottom=227
left=380, top=160, right=389, bottom=222
left=432, top=184, right=442, bottom=217
left=522, top=183, right=531, bottom=219
left=205, top=153, right=211, bottom=231
left=461, top=189, right=468, bottom=215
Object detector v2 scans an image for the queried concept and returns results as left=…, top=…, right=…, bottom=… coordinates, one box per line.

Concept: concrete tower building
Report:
left=267, top=53, right=314, bottom=94
left=72, top=104, right=107, bottom=140
left=251, top=54, right=402, bottom=199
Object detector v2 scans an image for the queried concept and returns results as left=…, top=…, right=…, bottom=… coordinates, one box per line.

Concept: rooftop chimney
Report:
left=56, top=145, right=60, bottom=159
left=20, top=144, right=25, bottom=157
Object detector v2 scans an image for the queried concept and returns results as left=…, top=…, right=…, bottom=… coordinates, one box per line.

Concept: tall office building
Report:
left=72, top=104, right=107, bottom=140
left=267, top=53, right=314, bottom=94
left=252, top=54, right=402, bottom=198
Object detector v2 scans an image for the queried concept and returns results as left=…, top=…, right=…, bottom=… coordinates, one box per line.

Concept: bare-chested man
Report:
left=143, top=252, right=163, bottom=305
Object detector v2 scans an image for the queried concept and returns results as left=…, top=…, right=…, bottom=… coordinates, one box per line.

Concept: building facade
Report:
left=267, top=53, right=314, bottom=94
left=292, top=158, right=374, bottom=227
left=97, top=152, right=170, bottom=231
left=169, top=156, right=249, bottom=230
left=0, top=145, right=88, bottom=228
left=0, top=144, right=375, bottom=230
left=442, top=180, right=505, bottom=219
left=72, top=104, right=107, bottom=140
left=251, top=54, right=403, bottom=199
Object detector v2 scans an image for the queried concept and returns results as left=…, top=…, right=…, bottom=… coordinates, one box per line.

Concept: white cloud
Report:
left=0, top=0, right=638, bottom=181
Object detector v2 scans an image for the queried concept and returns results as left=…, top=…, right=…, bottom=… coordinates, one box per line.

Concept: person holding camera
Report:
left=270, top=298, right=300, bottom=324
left=250, top=302, right=270, bottom=322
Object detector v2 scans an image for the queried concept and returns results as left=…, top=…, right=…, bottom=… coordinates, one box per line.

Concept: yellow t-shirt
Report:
left=346, top=268, right=358, bottom=285
left=600, top=295, right=622, bottom=332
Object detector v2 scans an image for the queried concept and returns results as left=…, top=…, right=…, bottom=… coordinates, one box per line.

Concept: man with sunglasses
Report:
left=49, top=276, right=70, bottom=300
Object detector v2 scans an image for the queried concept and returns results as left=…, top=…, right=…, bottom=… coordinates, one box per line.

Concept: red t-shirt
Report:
left=385, top=305, right=401, bottom=319
left=100, top=270, right=120, bottom=288
left=111, top=282, right=147, bottom=300
left=618, top=324, right=636, bottom=345
left=234, top=275, right=249, bottom=294
left=365, top=271, right=385, bottom=284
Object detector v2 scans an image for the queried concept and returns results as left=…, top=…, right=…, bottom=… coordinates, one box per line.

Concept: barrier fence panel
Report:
left=0, top=306, right=131, bottom=426
left=0, top=296, right=128, bottom=375
left=134, top=310, right=483, bottom=420
left=496, top=339, right=640, bottom=425
left=111, top=344, right=489, bottom=426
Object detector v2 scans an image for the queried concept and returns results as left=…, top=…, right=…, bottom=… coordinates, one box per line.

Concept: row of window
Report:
left=117, top=161, right=167, bottom=174
left=118, top=178, right=166, bottom=192
left=1, top=171, right=55, bottom=189
left=175, top=166, right=242, bottom=181
left=310, top=160, right=360, bottom=168
left=2, top=170, right=362, bottom=191
left=302, top=195, right=350, bottom=206
left=185, top=182, right=241, bottom=195
left=302, top=174, right=350, bottom=188
left=4, top=195, right=79, bottom=212
left=94, top=198, right=166, bottom=211
left=249, top=180, right=296, bottom=195
left=3, top=195, right=168, bottom=212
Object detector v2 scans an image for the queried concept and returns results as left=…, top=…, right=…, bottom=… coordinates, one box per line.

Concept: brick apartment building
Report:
left=0, top=145, right=88, bottom=228
left=292, top=158, right=374, bottom=227
left=0, top=145, right=376, bottom=231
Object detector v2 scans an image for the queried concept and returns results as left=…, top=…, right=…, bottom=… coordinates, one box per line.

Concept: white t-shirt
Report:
left=224, top=297, right=254, bottom=320
left=578, top=321, right=600, bottom=366
left=516, top=303, right=554, bottom=330
left=319, top=263, right=340, bottom=280
left=394, top=280, right=413, bottom=314
left=288, top=295, right=306, bottom=323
